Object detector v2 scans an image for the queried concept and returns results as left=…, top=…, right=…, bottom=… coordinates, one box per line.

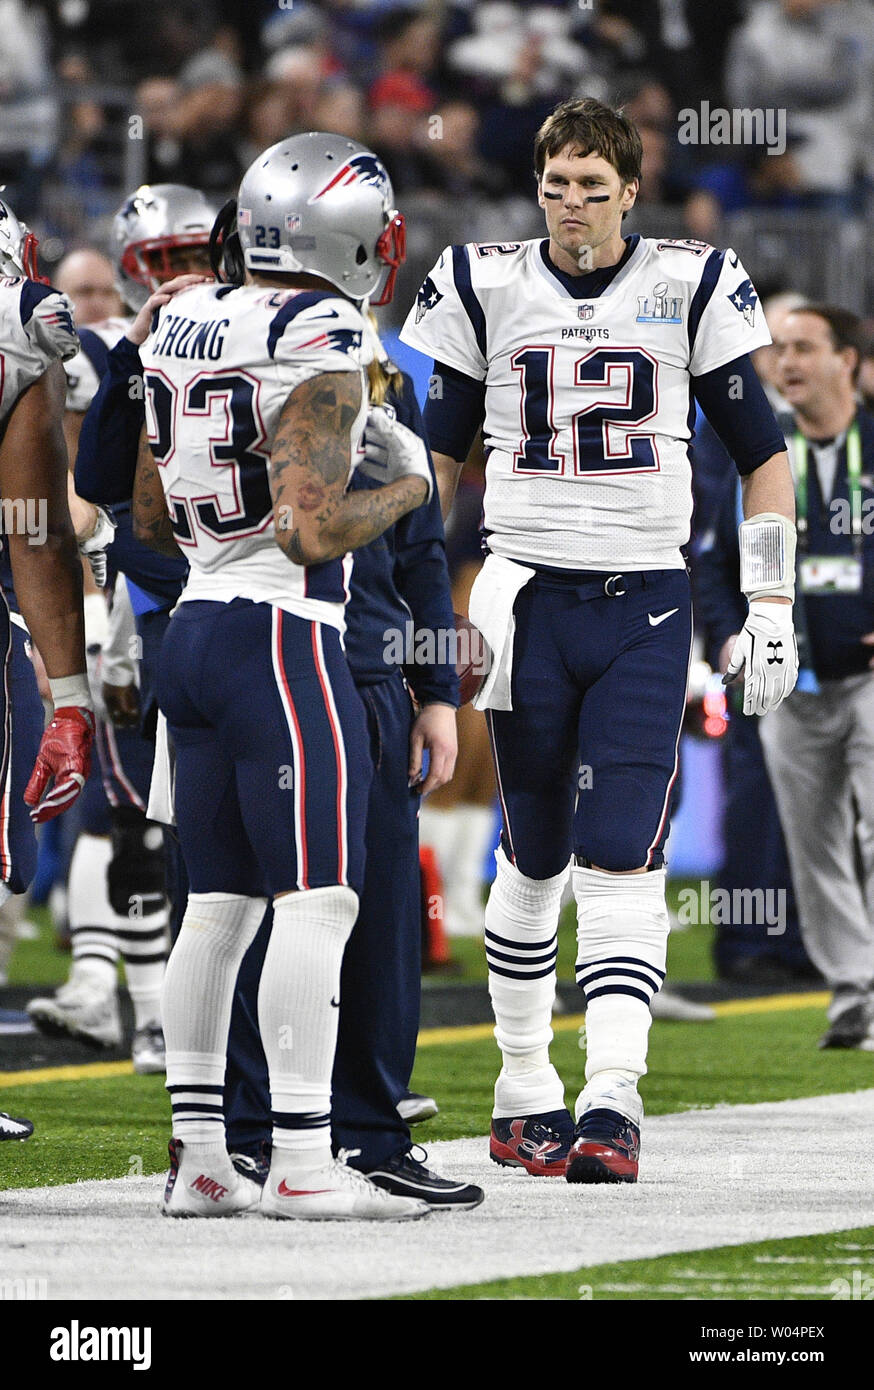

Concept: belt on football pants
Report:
left=528, top=566, right=666, bottom=601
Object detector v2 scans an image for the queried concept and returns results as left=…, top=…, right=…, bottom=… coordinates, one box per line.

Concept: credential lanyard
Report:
left=793, top=420, right=862, bottom=554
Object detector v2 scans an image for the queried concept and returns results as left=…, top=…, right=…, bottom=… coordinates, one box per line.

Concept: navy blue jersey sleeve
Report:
left=392, top=375, right=459, bottom=707
left=689, top=411, right=746, bottom=669
left=422, top=360, right=485, bottom=462
left=692, top=355, right=785, bottom=475
left=74, top=336, right=146, bottom=504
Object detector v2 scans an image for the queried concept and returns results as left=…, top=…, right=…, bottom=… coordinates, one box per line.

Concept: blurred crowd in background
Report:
left=4, top=0, right=874, bottom=320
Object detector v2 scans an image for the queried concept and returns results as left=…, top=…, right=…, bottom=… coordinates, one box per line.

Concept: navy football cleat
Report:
left=489, top=1108, right=574, bottom=1176
left=566, top=1107, right=640, bottom=1184
left=367, top=1147, right=483, bottom=1210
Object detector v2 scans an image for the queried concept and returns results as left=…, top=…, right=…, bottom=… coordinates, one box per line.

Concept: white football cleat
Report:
left=27, top=975, right=122, bottom=1048
left=132, top=1021, right=166, bottom=1074
left=261, top=1153, right=430, bottom=1222
left=161, top=1139, right=261, bottom=1217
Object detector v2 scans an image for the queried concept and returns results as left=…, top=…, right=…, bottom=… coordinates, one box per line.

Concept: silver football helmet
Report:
left=112, top=184, right=216, bottom=310
left=0, top=190, right=44, bottom=281
left=235, top=132, right=406, bottom=305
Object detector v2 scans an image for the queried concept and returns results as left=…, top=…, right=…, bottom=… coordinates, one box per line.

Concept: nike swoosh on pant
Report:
left=648, top=608, right=679, bottom=626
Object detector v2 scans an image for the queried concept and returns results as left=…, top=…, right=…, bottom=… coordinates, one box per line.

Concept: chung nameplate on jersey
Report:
left=150, top=313, right=230, bottom=361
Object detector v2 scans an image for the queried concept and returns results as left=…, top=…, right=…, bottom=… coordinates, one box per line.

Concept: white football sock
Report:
left=67, top=834, right=119, bottom=988
left=259, top=886, right=358, bottom=1168
left=163, top=893, right=265, bottom=1144
left=485, top=847, right=569, bottom=1117
left=120, top=904, right=169, bottom=1028
left=573, top=864, right=669, bottom=1087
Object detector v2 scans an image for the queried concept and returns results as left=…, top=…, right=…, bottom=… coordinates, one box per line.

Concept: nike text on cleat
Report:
left=648, top=608, right=679, bottom=626
left=161, top=1138, right=261, bottom=1217
left=27, top=978, right=122, bottom=1048
left=0, top=1111, right=34, bottom=1141
left=260, top=1154, right=430, bottom=1221
left=366, top=1147, right=484, bottom=1210
left=489, top=1108, right=574, bottom=1176
left=566, top=1107, right=640, bottom=1184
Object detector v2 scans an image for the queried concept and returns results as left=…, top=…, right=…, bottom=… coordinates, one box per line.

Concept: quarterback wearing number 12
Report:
left=401, top=97, right=798, bottom=1183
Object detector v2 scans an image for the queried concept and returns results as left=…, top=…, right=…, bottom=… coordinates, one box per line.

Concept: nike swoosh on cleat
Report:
left=276, top=1179, right=331, bottom=1197
left=648, top=608, right=679, bottom=626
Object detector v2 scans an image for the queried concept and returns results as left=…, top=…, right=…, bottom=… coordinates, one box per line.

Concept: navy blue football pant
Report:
left=158, top=598, right=370, bottom=898
left=0, top=615, right=45, bottom=894
left=224, top=670, right=421, bottom=1168
left=488, top=567, right=692, bottom=877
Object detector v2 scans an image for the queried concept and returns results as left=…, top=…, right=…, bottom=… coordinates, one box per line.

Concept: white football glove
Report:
left=723, top=599, right=798, bottom=716
left=358, top=404, right=433, bottom=504
left=78, top=506, right=117, bottom=588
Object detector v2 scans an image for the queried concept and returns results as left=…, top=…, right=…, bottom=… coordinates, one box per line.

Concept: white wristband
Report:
left=738, top=512, right=796, bottom=602
left=49, top=674, right=93, bottom=711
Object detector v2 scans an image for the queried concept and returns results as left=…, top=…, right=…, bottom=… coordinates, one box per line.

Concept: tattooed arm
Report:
left=132, top=424, right=182, bottom=557
left=270, top=371, right=428, bottom=566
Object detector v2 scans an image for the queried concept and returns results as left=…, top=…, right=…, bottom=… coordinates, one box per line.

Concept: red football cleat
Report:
left=565, top=1108, right=640, bottom=1184
left=489, top=1109, right=574, bottom=1176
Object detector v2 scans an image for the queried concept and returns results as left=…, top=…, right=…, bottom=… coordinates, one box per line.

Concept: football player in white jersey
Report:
left=28, top=186, right=216, bottom=1073
left=134, top=134, right=434, bottom=1219
left=0, top=195, right=95, bottom=1132
left=401, top=97, right=799, bottom=1183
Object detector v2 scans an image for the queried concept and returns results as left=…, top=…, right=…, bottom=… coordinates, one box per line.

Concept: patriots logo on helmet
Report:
left=728, top=277, right=758, bottom=327
left=308, top=153, right=392, bottom=205
left=415, top=275, right=443, bottom=324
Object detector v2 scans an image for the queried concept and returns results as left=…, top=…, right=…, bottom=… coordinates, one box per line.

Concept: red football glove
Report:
left=24, top=707, right=95, bottom=823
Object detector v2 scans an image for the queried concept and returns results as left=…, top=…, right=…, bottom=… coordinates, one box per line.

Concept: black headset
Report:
left=209, top=198, right=245, bottom=286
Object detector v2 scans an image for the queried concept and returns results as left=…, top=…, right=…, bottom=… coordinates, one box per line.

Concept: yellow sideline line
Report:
left=0, top=1060, right=134, bottom=1088
left=0, top=990, right=831, bottom=1087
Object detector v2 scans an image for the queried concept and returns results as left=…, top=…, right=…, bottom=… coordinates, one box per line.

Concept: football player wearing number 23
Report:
left=400, top=96, right=799, bottom=1184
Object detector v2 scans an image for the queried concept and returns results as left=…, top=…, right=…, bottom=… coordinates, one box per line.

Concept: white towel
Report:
left=469, top=553, right=536, bottom=711
left=146, top=711, right=176, bottom=826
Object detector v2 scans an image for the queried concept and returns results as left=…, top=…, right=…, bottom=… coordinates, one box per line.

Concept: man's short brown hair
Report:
left=534, top=97, right=643, bottom=185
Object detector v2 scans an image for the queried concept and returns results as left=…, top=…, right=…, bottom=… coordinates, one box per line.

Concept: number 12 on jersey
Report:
left=511, top=345, right=659, bottom=475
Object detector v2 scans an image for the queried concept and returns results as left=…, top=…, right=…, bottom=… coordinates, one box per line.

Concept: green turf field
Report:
left=395, top=1226, right=874, bottom=1300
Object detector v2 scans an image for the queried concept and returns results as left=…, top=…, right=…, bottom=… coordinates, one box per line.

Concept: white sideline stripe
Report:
left=2, top=1090, right=874, bottom=1301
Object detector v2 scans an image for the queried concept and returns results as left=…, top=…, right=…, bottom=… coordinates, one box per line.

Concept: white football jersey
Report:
left=400, top=235, right=771, bottom=570
left=0, top=277, right=79, bottom=425
left=63, top=316, right=131, bottom=412
left=138, top=282, right=371, bottom=629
